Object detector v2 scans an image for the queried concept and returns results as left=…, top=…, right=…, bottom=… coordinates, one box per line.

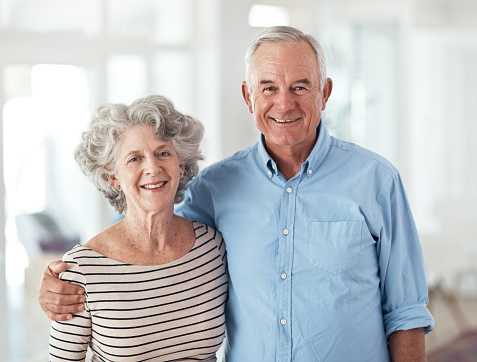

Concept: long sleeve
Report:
left=49, top=248, right=91, bottom=361
left=377, top=173, right=435, bottom=337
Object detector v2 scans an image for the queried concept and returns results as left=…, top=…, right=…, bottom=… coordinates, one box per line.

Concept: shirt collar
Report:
left=257, top=134, right=277, bottom=178
left=257, top=121, right=332, bottom=178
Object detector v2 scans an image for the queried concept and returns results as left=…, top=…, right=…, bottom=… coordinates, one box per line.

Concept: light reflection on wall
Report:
left=3, top=64, right=90, bottom=284
left=248, top=4, right=290, bottom=27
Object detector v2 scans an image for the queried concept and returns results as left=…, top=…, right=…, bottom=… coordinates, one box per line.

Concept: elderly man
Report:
left=39, top=26, right=434, bottom=361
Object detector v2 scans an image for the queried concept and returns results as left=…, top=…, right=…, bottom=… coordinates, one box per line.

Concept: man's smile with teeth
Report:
left=142, top=181, right=166, bottom=189
left=273, top=118, right=298, bottom=123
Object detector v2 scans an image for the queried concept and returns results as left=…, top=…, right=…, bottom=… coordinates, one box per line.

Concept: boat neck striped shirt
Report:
left=49, top=222, right=228, bottom=362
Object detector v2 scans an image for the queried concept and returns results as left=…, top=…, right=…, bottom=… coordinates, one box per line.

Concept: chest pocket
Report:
left=308, top=221, right=363, bottom=274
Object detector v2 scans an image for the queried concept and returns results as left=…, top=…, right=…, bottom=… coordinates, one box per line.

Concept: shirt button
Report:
left=308, top=169, right=313, bottom=175
left=280, top=273, right=287, bottom=279
left=283, top=229, right=289, bottom=235
left=268, top=171, right=272, bottom=177
left=280, top=319, right=287, bottom=325
left=272, top=164, right=276, bottom=170
left=286, top=187, right=292, bottom=193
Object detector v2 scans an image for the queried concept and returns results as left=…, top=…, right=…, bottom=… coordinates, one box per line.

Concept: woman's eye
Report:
left=158, top=151, right=172, bottom=158
left=128, top=157, right=139, bottom=163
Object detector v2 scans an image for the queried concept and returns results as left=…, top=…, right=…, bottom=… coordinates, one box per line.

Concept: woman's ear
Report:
left=106, top=172, right=118, bottom=189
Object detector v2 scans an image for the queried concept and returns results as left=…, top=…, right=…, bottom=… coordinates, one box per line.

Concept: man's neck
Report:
left=266, top=143, right=313, bottom=180
left=263, top=126, right=320, bottom=180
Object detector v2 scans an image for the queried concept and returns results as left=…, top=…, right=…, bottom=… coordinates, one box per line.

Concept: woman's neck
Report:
left=120, top=209, right=176, bottom=251
left=87, top=209, right=195, bottom=265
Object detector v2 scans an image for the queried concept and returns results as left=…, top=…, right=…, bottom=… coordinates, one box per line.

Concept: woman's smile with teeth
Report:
left=142, top=181, right=166, bottom=189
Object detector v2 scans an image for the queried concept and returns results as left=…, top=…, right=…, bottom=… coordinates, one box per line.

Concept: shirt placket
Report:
left=276, top=177, right=298, bottom=362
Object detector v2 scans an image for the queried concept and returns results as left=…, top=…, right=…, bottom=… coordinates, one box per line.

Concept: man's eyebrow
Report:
left=259, top=79, right=274, bottom=85
left=294, top=79, right=311, bottom=84
left=258, top=79, right=312, bottom=85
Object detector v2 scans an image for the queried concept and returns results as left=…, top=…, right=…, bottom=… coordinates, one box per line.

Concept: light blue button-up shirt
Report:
left=176, top=122, right=434, bottom=361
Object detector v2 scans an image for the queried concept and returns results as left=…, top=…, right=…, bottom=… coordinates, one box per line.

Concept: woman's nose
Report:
left=145, top=157, right=162, bottom=175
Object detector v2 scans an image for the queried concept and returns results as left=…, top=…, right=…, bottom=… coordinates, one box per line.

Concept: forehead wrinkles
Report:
left=250, top=42, right=320, bottom=87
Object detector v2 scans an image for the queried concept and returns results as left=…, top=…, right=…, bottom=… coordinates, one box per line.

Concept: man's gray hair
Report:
left=245, top=26, right=327, bottom=91
left=74, top=95, right=204, bottom=214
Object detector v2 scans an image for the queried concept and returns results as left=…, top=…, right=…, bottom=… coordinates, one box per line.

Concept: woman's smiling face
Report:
left=109, top=124, right=184, bottom=215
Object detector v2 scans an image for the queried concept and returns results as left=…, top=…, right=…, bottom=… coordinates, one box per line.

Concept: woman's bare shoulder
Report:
left=83, top=222, right=122, bottom=255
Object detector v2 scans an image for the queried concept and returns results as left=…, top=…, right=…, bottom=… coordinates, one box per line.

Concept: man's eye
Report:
left=263, top=87, right=275, bottom=92
left=158, top=151, right=172, bottom=157
left=128, top=157, right=139, bottom=163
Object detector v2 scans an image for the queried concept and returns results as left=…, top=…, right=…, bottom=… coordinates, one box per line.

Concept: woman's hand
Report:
left=38, top=260, right=86, bottom=321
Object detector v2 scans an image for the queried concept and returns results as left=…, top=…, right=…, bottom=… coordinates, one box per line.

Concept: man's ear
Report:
left=241, top=81, right=254, bottom=114
left=321, top=78, right=333, bottom=110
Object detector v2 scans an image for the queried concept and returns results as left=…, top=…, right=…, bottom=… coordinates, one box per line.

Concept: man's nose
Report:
left=275, top=90, right=296, bottom=112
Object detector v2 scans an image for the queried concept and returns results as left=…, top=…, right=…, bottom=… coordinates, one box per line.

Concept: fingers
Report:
left=41, top=260, right=84, bottom=294
left=45, top=310, right=74, bottom=322
left=48, top=260, right=69, bottom=276
left=39, top=260, right=85, bottom=321
left=40, top=289, right=86, bottom=321
left=43, top=298, right=86, bottom=321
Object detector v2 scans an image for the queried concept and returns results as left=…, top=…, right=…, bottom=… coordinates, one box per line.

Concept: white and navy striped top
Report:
left=49, top=222, right=228, bottom=362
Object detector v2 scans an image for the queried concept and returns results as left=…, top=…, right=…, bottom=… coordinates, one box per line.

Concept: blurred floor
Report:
left=426, top=293, right=477, bottom=354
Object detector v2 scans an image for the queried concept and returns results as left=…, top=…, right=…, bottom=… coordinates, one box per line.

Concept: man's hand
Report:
left=39, top=260, right=85, bottom=321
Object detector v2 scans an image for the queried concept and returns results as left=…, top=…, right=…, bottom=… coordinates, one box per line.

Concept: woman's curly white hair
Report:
left=74, top=95, right=204, bottom=214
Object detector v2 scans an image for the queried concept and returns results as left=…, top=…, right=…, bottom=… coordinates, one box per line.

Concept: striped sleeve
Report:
left=49, top=246, right=91, bottom=361
left=212, top=225, right=227, bottom=269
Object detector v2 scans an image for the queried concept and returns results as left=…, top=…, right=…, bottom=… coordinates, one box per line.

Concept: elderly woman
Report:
left=48, top=95, right=227, bottom=361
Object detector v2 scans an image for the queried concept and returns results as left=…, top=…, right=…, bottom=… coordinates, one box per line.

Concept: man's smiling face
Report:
left=242, top=40, right=331, bottom=157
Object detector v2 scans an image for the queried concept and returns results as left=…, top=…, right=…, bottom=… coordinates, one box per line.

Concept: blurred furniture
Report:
left=15, top=212, right=79, bottom=258
left=421, top=200, right=477, bottom=333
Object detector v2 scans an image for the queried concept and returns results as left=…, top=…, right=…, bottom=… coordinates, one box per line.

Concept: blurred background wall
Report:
left=0, top=0, right=476, bottom=360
